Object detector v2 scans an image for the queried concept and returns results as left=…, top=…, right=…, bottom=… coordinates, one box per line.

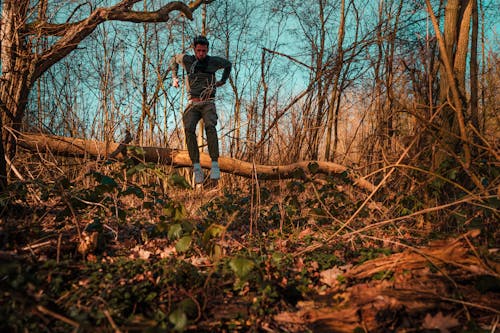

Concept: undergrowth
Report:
left=0, top=155, right=498, bottom=332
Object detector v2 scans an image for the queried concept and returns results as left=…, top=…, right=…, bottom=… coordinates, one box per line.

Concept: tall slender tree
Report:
left=426, top=0, right=472, bottom=168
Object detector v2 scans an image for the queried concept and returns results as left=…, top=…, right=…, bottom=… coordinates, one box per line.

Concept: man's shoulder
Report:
left=208, top=55, right=231, bottom=66
left=208, top=55, right=229, bottom=61
left=175, top=53, right=195, bottom=63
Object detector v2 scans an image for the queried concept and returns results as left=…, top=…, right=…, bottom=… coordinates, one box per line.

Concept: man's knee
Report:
left=183, top=115, right=198, bottom=133
left=202, top=103, right=218, bottom=127
left=184, top=124, right=197, bottom=134
left=183, top=108, right=200, bottom=131
left=205, top=125, right=217, bottom=135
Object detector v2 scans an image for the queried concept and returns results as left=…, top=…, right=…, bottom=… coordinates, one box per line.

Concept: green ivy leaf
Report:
left=308, top=162, right=319, bottom=174
left=127, top=145, right=146, bottom=156
left=168, top=308, right=187, bottom=332
left=202, top=224, right=225, bottom=246
left=164, top=202, right=187, bottom=222
left=101, top=175, right=118, bottom=188
left=181, top=221, right=194, bottom=233
left=168, top=224, right=183, bottom=240
left=175, top=236, right=192, bottom=253
left=164, top=206, right=174, bottom=217
left=229, top=257, right=255, bottom=278
left=211, top=244, right=222, bottom=259
left=178, top=298, right=198, bottom=318
left=145, top=292, right=157, bottom=302
left=448, top=168, right=458, bottom=180
left=126, top=164, right=147, bottom=177
left=120, top=186, right=144, bottom=198
left=169, top=173, right=192, bottom=189
left=174, top=206, right=186, bottom=222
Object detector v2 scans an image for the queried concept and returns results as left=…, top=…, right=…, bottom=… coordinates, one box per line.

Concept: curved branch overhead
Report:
left=17, top=132, right=376, bottom=192
left=22, top=0, right=215, bottom=36
left=28, top=0, right=209, bottom=80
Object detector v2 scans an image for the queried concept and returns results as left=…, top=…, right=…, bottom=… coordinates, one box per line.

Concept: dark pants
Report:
left=182, top=101, right=219, bottom=164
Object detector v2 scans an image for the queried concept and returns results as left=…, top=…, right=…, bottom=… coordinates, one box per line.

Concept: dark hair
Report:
left=193, top=35, right=209, bottom=47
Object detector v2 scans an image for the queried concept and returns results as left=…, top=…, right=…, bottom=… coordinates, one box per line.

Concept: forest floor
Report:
left=1, top=170, right=499, bottom=332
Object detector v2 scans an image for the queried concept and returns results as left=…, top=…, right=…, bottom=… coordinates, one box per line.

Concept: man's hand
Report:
left=172, top=78, right=179, bottom=88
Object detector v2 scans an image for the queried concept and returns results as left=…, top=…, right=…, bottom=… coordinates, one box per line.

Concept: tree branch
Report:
left=30, top=0, right=210, bottom=81
left=103, top=2, right=194, bottom=23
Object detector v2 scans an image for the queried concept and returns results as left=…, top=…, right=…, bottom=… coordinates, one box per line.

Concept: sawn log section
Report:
left=18, top=132, right=375, bottom=192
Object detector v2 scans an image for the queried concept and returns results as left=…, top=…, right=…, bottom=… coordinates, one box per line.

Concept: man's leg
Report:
left=201, top=102, right=220, bottom=180
left=183, top=104, right=204, bottom=183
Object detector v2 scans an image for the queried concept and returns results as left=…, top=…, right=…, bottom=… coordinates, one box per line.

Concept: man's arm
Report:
left=170, top=54, right=185, bottom=87
left=214, top=57, right=232, bottom=86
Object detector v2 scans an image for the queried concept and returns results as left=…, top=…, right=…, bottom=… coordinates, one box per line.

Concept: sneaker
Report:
left=193, top=163, right=204, bottom=184
left=210, top=161, right=220, bottom=180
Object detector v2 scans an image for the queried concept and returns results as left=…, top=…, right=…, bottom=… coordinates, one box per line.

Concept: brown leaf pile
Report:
left=274, top=230, right=500, bottom=332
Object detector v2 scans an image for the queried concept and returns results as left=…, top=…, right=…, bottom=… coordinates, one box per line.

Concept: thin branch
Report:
left=36, top=305, right=80, bottom=329
left=262, top=47, right=313, bottom=70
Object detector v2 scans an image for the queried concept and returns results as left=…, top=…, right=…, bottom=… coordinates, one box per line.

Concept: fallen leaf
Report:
left=138, top=248, right=151, bottom=260
left=274, top=311, right=303, bottom=324
left=298, top=228, right=313, bottom=239
left=320, top=266, right=343, bottom=287
left=422, top=312, right=460, bottom=333
left=159, top=246, right=176, bottom=258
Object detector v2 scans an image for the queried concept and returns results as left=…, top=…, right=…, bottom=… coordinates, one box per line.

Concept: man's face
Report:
left=194, top=44, right=208, bottom=60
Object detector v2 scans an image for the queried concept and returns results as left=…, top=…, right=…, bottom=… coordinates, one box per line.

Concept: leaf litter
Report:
left=1, top=175, right=498, bottom=332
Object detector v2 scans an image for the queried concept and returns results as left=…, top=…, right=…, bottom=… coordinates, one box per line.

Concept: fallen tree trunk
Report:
left=17, top=132, right=375, bottom=191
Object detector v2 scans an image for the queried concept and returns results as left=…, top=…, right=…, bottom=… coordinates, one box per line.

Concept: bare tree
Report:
left=426, top=0, right=472, bottom=168
left=324, top=0, right=347, bottom=161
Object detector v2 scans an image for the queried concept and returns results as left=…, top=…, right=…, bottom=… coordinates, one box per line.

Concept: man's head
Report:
left=193, top=35, right=209, bottom=60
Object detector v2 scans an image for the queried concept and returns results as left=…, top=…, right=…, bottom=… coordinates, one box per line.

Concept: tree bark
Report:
left=17, top=132, right=376, bottom=192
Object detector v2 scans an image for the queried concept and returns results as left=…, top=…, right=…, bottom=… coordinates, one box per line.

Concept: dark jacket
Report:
left=171, top=54, right=231, bottom=100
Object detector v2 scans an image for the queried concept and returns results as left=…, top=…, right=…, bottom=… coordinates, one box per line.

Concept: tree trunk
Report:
left=426, top=0, right=471, bottom=168
left=324, top=0, right=346, bottom=161
left=17, top=132, right=376, bottom=192
left=0, top=0, right=35, bottom=187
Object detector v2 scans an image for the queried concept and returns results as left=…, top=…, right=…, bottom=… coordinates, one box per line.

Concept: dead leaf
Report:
left=298, top=227, right=313, bottom=239
left=77, top=231, right=99, bottom=256
left=159, top=246, right=176, bottom=258
left=138, top=248, right=151, bottom=260
left=294, top=257, right=305, bottom=272
left=274, top=311, right=304, bottom=324
left=320, top=266, right=344, bottom=287
left=422, top=312, right=460, bottom=333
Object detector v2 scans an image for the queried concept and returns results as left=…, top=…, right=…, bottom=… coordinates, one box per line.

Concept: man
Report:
left=170, top=35, right=232, bottom=184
